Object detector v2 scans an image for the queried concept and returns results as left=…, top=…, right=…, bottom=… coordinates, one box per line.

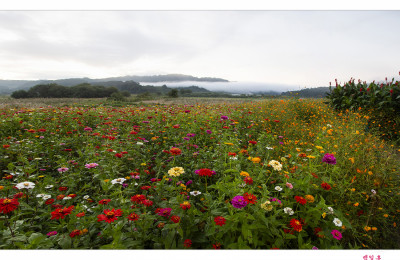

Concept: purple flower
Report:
left=84, top=127, right=93, bottom=131
left=221, top=116, right=229, bottom=120
left=322, top=153, right=337, bottom=165
left=206, top=130, right=212, bottom=134
left=183, top=137, right=190, bottom=141
left=186, top=180, right=193, bottom=186
left=331, top=230, right=342, bottom=240
left=142, top=121, right=150, bottom=124
left=187, top=133, right=196, bottom=137
left=312, top=246, right=318, bottom=250
left=231, top=196, right=248, bottom=209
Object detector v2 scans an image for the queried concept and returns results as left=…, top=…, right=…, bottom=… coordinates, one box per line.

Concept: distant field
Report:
left=0, top=96, right=268, bottom=108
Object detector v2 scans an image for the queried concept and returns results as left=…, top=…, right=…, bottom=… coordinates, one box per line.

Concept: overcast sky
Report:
left=0, top=11, right=399, bottom=88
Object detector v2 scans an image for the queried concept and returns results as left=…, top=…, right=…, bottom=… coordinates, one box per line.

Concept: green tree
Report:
left=11, top=90, right=29, bottom=99
left=168, top=89, right=179, bottom=98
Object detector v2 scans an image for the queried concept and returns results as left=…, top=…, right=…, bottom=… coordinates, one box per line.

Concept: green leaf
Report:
left=58, top=235, right=72, bottom=249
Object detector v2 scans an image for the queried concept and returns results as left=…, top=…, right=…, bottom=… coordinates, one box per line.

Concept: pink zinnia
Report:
left=286, top=182, right=293, bottom=189
left=331, top=230, right=342, bottom=240
left=57, top=167, right=69, bottom=173
left=85, top=163, right=99, bottom=169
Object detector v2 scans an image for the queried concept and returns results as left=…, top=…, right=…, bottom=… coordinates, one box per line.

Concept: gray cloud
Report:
left=0, top=11, right=399, bottom=87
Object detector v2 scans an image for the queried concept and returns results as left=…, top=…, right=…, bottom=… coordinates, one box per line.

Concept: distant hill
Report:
left=0, top=74, right=228, bottom=94
left=280, top=87, right=330, bottom=98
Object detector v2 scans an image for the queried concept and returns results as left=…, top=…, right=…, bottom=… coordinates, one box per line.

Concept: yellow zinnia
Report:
left=240, top=171, right=250, bottom=177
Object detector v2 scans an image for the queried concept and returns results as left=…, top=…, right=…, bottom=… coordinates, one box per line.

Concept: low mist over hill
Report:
left=0, top=74, right=228, bottom=94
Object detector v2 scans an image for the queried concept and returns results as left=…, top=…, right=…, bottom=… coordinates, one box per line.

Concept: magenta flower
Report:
left=47, top=231, right=58, bottom=237
left=221, top=116, right=229, bottom=120
left=322, top=153, right=337, bottom=165
left=157, top=208, right=172, bottom=217
left=84, top=127, right=93, bottom=131
left=231, top=196, right=247, bottom=209
left=331, top=229, right=342, bottom=240
left=206, top=130, right=212, bottom=134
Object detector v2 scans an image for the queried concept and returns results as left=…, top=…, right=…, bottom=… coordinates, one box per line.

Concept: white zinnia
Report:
left=333, top=218, right=342, bottom=227
left=327, top=207, right=334, bottom=214
left=269, top=160, right=282, bottom=171
left=83, top=195, right=90, bottom=199
left=190, top=191, right=202, bottom=196
left=45, top=185, right=54, bottom=189
left=16, top=181, right=35, bottom=190
left=42, top=195, right=51, bottom=200
left=284, top=207, right=294, bottom=215
left=275, top=186, right=283, bottom=192
left=111, top=178, right=126, bottom=185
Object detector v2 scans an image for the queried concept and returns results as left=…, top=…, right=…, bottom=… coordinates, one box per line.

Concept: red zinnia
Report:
left=170, top=215, right=181, bottom=223
left=127, top=212, right=140, bottom=221
left=97, top=208, right=123, bottom=223
left=170, top=147, right=182, bottom=156
left=289, top=218, right=303, bottom=232
left=13, top=192, right=24, bottom=199
left=243, top=176, right=253, bottom=185
left=213, top=243, right=222, bottom=249
left=321, top=182, right=331, bottom=190
left=294, top=196, right=307, bottom=205
left=131, top=195, right=146, bottom=204
left=249, top=140, right=257, bottom=144
left=196, top=168, right=214, bottom=177
left=183, top=239, right=192, bottom=248
left=0, top=198, right=19, bottom=214
left=58, top=186, right=68, bottom=191
left=180, top=202, right=191, bottom=210
left=69, top=229, right=81, bottom=238
left=314, top=227, right=324, bottom=238
left=76, top=212, right=85, bottom=218
left=142, top=199, right=153, bottom=207
left=98, top=199, right=111, bottom=205
left=228, top=152, right=237, bottom=157
left=45, top=199, right=55, bottom=205
left=243, top=193, right=257, bottom=204
left=214, top=216, right=226, bottom=226
left=51, top=206, right=74, bottom=220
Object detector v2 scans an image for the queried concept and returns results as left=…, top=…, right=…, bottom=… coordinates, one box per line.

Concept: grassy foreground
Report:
left=0, top=98, right=399, bottom=249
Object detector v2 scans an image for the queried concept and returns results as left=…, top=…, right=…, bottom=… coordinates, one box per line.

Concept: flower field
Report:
left=0, top=98, right=399, bottom=249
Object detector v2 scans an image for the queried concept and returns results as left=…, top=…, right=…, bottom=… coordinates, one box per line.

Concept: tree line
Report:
left=11, top=83, right=130, bottom=99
